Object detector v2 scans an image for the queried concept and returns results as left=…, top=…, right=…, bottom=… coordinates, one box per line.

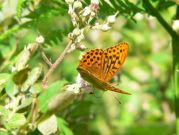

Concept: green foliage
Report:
left=57, top=117, right=74, bottom=135
left=0, top=0, right=178, bottom=135
left=0, top=105, right=26, bottom=130
left=39, top=80, right=67, bottom=113
left=99, top=0, right=143, bottom=19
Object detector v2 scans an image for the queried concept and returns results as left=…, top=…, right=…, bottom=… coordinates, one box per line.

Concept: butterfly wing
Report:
left=77, top=66, right=130, bottom=94
left=77, top=49, right=104, bottom=80
left=101, top=42, right=128, bottom=82
left=101, top=81, right=130, bottom=94
left=77, top=42, right=129, bottom=94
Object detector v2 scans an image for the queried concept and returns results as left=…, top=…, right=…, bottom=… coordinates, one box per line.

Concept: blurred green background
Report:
left=0, top=0, right=177, bottom=135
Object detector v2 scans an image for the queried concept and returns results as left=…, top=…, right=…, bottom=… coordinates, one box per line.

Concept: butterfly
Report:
left=77, top=42, right=130, bottom=94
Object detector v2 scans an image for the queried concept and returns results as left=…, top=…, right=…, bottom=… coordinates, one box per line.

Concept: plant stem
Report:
left=172, top=38, right=179, bottom=135
left=143, top=1, right=179, bottom=134
left=173, top=6, right=179, bottom=135
left=142, top=0, right=178, bottom=38
left=42, top=40, right=73, bottom=88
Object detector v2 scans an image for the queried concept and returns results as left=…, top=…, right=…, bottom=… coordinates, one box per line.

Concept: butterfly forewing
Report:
left=101, top=42, right=128, bottom=82
left=78, top=49, right=104, bottom=80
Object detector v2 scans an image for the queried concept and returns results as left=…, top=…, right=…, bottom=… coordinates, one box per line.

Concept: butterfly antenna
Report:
left=112, top=94, right=122, bottom=105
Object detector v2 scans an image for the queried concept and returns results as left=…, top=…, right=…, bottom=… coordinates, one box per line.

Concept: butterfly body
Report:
left=77, top=42, right=130, bottom=94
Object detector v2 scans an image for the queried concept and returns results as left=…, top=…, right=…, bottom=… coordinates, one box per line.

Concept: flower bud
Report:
left=76, top=33, right=84, bottom=42
left=91, top=0, right=99, bottom=5
left=73, top=28, right=81, bottom=36
left=107, top=15, right=116, bottom=24
left=172, top=20, right=179, bottom=34
left=79, top=44, right=86, bottom=50
left=100, top=24, right=111, bottom=31
left=134, top=13, right=144, bottom=21
left=65, top=0, right=74, bottom=4
left=66, top=84, right=80, bottom=93
left=36, top=35, right=44, bottom=44
left=68, top=32, right=74, bottom=39
left=90, top=11, right=96, bottom=17
left=73, top=1, right=82, bottom=9
left=82, top=6, right=91, bottom=16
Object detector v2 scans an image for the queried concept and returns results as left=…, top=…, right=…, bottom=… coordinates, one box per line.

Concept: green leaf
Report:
left=0, top=131, right=9, bottom=135
left=16, top=0, right=27, bottom=18
left=38, top=80, right=67, bottom=113
left=5, top=77, right=18, bottom=97
left=12, top=67, right=31, bottom=85
left=16, top=97, right=33, bottom=111
left=29, top=83, right=42, bottom=94
left=57, top=117, right=74, bottom=135
left=0, top=73, right=10, bottom=92
left=0, top=105, right=26, bottom=130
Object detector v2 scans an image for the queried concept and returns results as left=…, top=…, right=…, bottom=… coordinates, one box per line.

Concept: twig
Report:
left=42, top=40, right=73, bottom=88
left=40, top=47, right=52, bottom=67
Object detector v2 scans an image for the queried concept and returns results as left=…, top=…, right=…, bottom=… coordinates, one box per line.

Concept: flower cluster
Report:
left=65, top=0, right=118, bottom=49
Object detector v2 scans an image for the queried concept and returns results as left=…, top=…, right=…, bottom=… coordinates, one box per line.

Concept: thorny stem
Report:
left=42, top=40, right=73, bottom=88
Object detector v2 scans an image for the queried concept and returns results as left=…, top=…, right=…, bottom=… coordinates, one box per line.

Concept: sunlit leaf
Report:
left=38, top=80, right=67, bottom=113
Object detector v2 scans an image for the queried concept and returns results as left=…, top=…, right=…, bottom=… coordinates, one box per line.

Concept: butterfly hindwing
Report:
left=77, top=66, right=130, bottom=94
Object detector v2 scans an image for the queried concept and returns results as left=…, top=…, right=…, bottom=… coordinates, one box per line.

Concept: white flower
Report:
left=172, top=20, right=179, bottom=34
left=73, top=27, right=81, bottom=36
left=107, top=15, right=116, bottom=24
left=76, top=33, right=85, bottom=42
left=73, top=1, right=82, bottom=9
left=134, top=13, right=144, bottom=21
left=36, top=35, right=44, bottom=44
left=79, top=44, right=86, bottom=50
left=100, top=24, right=111, bottom=31
left=68, top=32, right=73, bottom=39
left=68, top=4, right=73, bottom=14
left=91, top=0, right=99, bottom=5
left=82, top=6, right=91, bottom=16
left=66, top=84, right=80, bottom=94
left=107, top=12, right=118, bottom=24
left=90, top=11, right=96, bottom=17
left=65, top=0, right=74, bottom=4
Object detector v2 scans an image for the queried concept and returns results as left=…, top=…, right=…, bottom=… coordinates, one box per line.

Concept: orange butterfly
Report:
left=77, top=42, right=130, bottom=94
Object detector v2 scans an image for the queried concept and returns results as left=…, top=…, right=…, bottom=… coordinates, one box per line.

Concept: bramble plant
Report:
left=0, top=0, right=179, bottom=135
